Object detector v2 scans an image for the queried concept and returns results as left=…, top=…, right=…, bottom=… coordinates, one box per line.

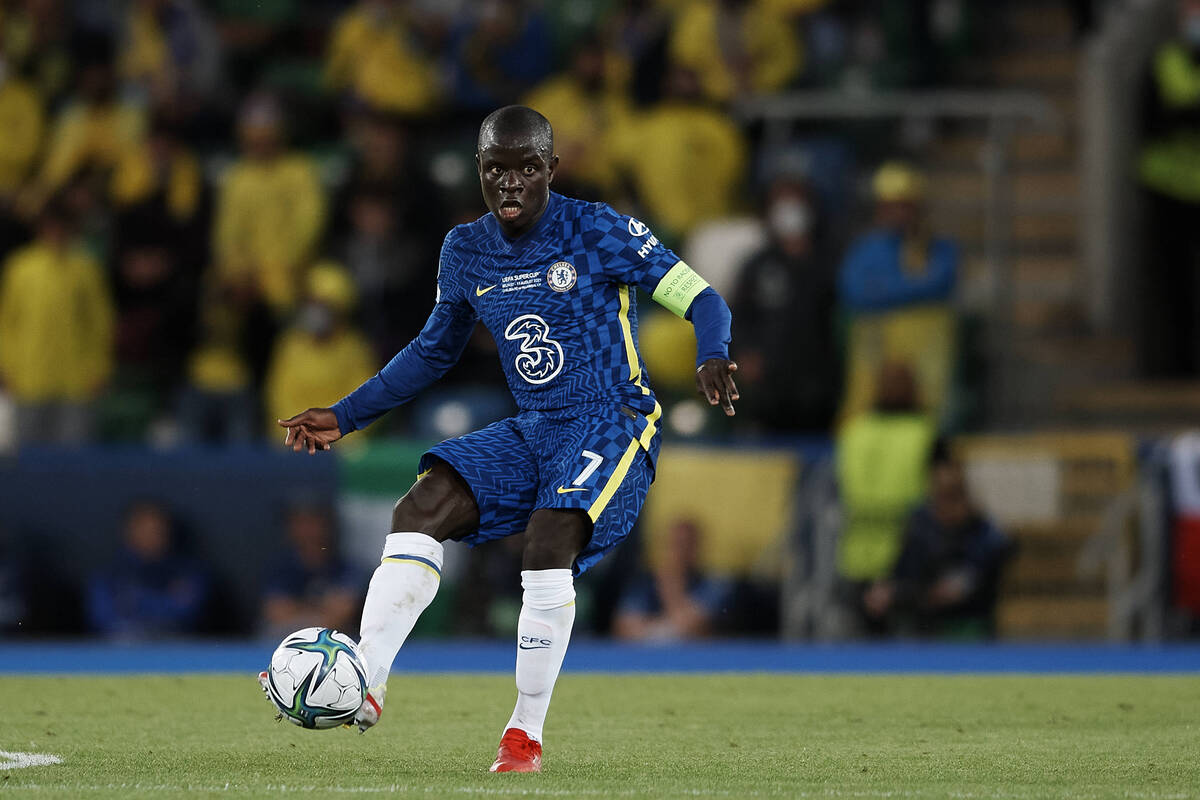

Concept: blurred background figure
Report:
left=324, top=0, right=440, bottom=117
left=86, top=501, right=210, bottom=640
left=614, top=518, right=734, bottom=641
left=176, top=273, right=260, bottom=445
left=1138, top=0, right=1200, bottom=376
left=263, top=262, right=375, bottom=436
left=522, top=32, right=632, bottom=201
left=105, top=210, right=196, bottom=440
left=261, top=504, right=362, bottom=640
left=835, top=362, right=937, bottom=635
left=862, top=458, right=1009, bottom=638
left=109, top=113, right=206, bottom=257
left=212, top=91, right=324, bottom=316
left=620, top=66, right=746, bottom=245
left=603, top=0, right=675, bottom=107
left=668, top=0, right=801, bottom=105
left=1, top=0, right=76, bottom=109
left=25, top=30, right=145, bottom=217
left=0, top=49, right=44, bottom=235
left=730, top=166, right=839, bottom=435
left=837, top=162, right=958, bottom=425
left=331, top=111, right=441, bottom=357
left=0, top=197, right=113, bottom=446
left=449, top=0, right=552, bottom=112
left=116, top=0, right=222, bottom=112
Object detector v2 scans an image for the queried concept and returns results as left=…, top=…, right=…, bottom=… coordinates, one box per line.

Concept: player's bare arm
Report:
left=697, top=357, right=739, bottom=416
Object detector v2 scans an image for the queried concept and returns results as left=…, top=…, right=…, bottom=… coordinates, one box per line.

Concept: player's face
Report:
left=477, top=141, right=557, bottom=237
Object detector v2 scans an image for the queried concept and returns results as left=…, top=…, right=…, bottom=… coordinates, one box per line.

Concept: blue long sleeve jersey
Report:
left=333, top=193, right=731, bottom=435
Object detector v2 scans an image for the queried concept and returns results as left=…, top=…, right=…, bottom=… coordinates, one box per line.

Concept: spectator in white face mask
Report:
left=729, top=172, right=840, bottom=435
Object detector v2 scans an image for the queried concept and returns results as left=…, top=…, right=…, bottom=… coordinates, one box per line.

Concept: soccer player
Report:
left=273, top=106, right=738, bottom=773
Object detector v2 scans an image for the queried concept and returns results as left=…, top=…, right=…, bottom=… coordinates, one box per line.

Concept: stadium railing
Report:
left=1077, top=439, right=1169, bottom=641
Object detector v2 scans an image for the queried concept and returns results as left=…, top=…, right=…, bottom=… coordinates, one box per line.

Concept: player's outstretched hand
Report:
left=696, top=358, right=739, bottom=416
left=278, top=408, right=342, bottom=455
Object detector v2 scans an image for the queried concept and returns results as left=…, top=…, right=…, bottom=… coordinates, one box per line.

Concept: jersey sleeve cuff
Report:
left=332, top=401, right=354, bottom=437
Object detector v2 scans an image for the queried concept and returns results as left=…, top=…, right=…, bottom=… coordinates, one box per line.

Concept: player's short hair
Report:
left=477, top=105, right=554, bottom=159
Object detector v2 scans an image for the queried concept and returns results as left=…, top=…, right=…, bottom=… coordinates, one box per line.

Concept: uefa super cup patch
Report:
left=501, top=271, right=543, bottom=293
left=546, top=261, right=577, bottom=292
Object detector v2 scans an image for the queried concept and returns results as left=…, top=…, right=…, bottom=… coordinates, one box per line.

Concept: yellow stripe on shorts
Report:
left=588, top=403, right=662, bottom=523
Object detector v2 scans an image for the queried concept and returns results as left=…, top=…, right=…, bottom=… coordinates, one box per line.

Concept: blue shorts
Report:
left=419, top=402, right=661, bottom=575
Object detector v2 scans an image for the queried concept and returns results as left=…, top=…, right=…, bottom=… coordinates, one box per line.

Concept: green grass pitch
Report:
left=3, top=674, right=1199, bottom=798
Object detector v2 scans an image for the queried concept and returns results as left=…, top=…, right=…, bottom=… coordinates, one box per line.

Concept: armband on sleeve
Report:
left=652, top=261, right=710, bottom=319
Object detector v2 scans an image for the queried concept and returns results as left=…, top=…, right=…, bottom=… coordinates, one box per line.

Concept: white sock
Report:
left=357, top=532, right=443, bottom=688
left=504, top=569, right=575, bottom=743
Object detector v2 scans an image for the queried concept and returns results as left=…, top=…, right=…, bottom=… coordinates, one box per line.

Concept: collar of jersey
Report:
left=486, top=191, right=561, bottom=250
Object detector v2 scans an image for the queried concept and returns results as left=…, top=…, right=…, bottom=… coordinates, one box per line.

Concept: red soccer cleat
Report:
left=489, top=728, right=542, bottom=773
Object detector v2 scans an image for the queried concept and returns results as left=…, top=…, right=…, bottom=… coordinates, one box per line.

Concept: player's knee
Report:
left=391, top=461, right=479, bottom=542
left=523, top=510, right=591, bottom=571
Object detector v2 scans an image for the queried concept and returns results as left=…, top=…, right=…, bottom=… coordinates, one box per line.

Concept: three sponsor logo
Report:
left=503, top=314, right=564, bottom=385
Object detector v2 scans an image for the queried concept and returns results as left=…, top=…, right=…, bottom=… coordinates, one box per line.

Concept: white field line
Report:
left=2, top=785, right=1197, bottom=799
left=0, top=751, right=62, bottom=770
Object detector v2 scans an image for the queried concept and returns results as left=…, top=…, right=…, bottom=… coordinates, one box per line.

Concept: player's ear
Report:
left=474, top=152, right=482, bottom=176
left=547, top=154, right=559, bottom=184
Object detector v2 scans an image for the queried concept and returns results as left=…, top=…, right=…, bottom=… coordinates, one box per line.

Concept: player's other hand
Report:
left=696, top=358, right=739, bottom=416
left=278, top=408, right=342, bottom=455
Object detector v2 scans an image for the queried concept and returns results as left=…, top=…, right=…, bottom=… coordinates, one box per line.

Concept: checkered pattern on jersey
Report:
left=437, top=193, right=679, bottom=418
left=420, top=403, right=659, bottom=575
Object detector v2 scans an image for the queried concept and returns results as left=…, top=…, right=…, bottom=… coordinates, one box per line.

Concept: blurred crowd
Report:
left=0, top=0, right=996, bottom=450
left=0, top=0, right=1029, bottom=641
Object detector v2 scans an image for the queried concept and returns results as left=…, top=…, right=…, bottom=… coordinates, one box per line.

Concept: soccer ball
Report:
left=264, top=627, right=368, bottom=729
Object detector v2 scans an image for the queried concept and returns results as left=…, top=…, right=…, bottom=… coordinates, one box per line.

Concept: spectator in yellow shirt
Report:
left=264, top=262, right=376, bottom=436
left=0, top=56, right=44, bottom=199
left=0, top=199, right=114, bottom=445
left=1, top=0, right=74, bottom=107
left=118, top=0, right=222, bottom=108
left=669, top=0, right=801, bottom=104
left=616, top=66, right=747, bottom=242
left=324, top=0, right=440, bottom=117
left=28, top=34, right=146, bottom=211
left=522, top=34, right=633, bottom=200
left=109, top=114, right=206, bottom=280
left=178, top=272, right=260, bottom=445
left=212, top=93, right=326, bottom=314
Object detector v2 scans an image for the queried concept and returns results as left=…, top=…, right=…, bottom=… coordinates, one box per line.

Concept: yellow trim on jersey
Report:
left=587, top=402, right=662, bottom=522
left=617, top=284, right=652, bottom=396
left=617, top=284, right=640, bottom=382
left=416, top=467, right=432, bottom=481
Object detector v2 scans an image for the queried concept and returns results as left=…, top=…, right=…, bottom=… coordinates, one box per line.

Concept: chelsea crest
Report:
left=547, top=261, right=576, bottom=293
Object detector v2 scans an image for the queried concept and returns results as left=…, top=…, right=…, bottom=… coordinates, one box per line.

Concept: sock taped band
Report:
left=382, top=554, right=442, bottom=579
